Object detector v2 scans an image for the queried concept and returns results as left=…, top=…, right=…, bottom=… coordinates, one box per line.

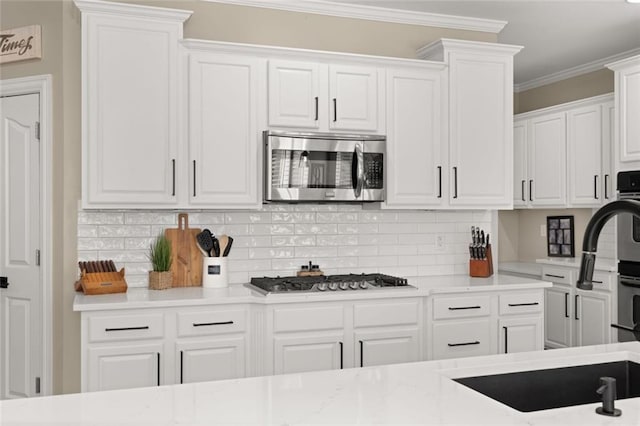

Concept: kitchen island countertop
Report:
left=73, top=273, right=551, bottom=311
left=3, top=342, right=640, bottom=425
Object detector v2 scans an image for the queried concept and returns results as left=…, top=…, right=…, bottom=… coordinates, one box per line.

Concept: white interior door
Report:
left=0, top=93, right=42, bottom=399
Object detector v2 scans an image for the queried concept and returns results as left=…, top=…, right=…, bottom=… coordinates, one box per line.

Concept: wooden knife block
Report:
left=76, top=269, right=128, bottom=295
left=469, top=244, right=494, bottom=278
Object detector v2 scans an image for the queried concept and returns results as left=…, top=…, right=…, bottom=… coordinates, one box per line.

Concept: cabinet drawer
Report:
left=432, top=319, right=491, bottom=360
left=273, top=305, right=343, bottom=332
left=499, top=292, right=544, bottom=315
left=433, top=295, right=491, bottom=319
left=88, top=313, right=164, bottom=343
left=541, top=266, right=573, bottom=285
left=591, top=272, right=613, bottom=291
left=354, top=300, right=419, bottom=328
left=177, top=309, right=246, bottom=337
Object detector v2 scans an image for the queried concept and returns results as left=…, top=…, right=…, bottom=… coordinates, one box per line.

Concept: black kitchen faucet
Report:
left=577, top=199, right=640, bottom=290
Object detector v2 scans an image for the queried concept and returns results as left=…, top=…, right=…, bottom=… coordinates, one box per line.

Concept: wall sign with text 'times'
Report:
left=0, top=25, right=42, bottom=64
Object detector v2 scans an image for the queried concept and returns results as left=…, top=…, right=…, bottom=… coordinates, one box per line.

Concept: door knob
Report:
left=0, top=276, right=9, bottom=288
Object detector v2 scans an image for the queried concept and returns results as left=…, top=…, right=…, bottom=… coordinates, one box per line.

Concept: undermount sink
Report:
left=454, top=361, right=640, bottom=412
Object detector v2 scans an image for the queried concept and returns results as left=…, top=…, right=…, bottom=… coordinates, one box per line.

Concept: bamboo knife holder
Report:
left=75, top=260, right=128, bottom=295
left=469, top=244, right=494, bottom=278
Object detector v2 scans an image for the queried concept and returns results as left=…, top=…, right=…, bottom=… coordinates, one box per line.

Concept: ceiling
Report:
left=327, top=0, right=640, bottom=88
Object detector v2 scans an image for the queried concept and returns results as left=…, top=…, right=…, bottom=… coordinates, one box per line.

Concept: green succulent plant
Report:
left=149, top=233, right=172, bottom=272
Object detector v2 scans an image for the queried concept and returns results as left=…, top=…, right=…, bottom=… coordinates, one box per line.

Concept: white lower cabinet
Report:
left=273, top=333, right=345, bottom=375
left=499, top=317, right=543, bottom=354
left=355, top=328, right=420, bottom=367
left=87, top=343, right=163, bottom=392
left=432, top=319, right=492, bottom=359
left=544, top=285, right=573, bottom=348
left=176, top=337, right=245, bottom=384
left=575, top=289, right=611, bottom=347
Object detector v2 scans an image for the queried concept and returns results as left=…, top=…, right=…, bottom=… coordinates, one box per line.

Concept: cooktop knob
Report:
left=349, top=282, right=359, bottom=289
left=317, top=283, right=328, bottom=291
left=359, top=281, right=368, bottom=289
left=339, top=282, right=349, bottom=290
left=328, top=282, right=339, bottom=291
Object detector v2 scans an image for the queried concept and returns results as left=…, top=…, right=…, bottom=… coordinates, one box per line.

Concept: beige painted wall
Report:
left=0, top=0, right=496, bottom=394
left=498, top=209, right=593, bottom=262
left=516, top=68, right=614, bottom=114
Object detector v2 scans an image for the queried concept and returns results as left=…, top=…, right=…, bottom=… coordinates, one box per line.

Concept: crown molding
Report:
left=74, top=0, right=193, bottom=22
left=202, top=0, right=506, bottom=33
left=515, top=47, right=640, bottom=93
left=417, top=38, right=523, bottom=60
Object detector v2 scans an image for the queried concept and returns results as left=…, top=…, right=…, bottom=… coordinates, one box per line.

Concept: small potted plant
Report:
left=148, top=233, right=172, bottom=290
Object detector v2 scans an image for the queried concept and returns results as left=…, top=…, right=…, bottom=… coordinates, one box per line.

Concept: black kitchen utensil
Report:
left=196, top=229, right=214, bottom=257
left=222, top=236, right=233, bottom=257
left=211, top=236, right=220, bottom=257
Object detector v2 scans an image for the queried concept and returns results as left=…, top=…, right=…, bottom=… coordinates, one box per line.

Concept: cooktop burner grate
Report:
left=247, top=273, right=413, bottom=295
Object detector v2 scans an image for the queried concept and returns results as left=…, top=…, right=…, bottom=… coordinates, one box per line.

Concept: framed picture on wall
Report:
left=547, top=215, right=574, bottom=257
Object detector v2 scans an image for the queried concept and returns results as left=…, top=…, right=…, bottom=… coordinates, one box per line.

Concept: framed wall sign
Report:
left=0, top=25, right=42, bottom=64
left=547, top=215, right=575, bottom=257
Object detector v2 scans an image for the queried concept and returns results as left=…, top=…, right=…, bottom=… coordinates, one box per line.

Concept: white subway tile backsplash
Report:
left=78, top=207, right=493, bottom=288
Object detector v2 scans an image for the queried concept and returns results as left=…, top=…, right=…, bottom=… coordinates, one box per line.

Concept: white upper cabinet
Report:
left=384, top=65, right=446, bottom=208
left=513, top=119, right=528, bottom=207
left=601, top=101, right=615, bottom=202
left=187, top=51, right=262, bottom=208
left=76, top=0, right=192, bottom=208
left=529, top=112, right=567, bottom=207
left=567, top=104, right=602, bottom=207
left=268, top=59, right=381, bottom=133
left=418, top=39, right=522, bottom=209
left=607, top=55, right=640, bottom=169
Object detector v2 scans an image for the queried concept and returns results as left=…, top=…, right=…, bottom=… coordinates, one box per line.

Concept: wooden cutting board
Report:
left=164, top=213, right=202, bottom=287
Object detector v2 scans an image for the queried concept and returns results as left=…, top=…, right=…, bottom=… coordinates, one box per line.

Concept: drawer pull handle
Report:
left=593, top=280, right=603, bottom=284
left=448, top=306, right=481, bottom=310
left=105, top=326, right=149, bottom=332
left=448, top=341, right=480, bottom=347
left=508, top=302, right=539, bottom=307
left=193, top=321, right=234, bottom=327
left=544, top=273, right=565, bottom=279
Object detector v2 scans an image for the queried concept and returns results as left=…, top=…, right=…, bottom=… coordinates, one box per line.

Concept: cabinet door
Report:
left=329, top=65, right=378, bottom=131
left=82, top=14, right=180, bottom=207
left=354, top=328, right=420, bottom=367
left=448, top=52, right=513, bottom=208
left=513, top=119, right=528, bottom=207
left=432, top=319, right=492, bottom=360
left=544, top=286, right=572, bottom=348
left=499, top=317, right=543, bottom=354
left=268, top=60, right=320, bottom=129
left=385, top=67, right=444, bottom=208
left=615, top=60, right=640, bottom=164
left=273, top=333, right=344, bottom=375
left=567, top=105, right=602, bottom=207
left=176, top=336, right=245, bottom=384
left=575, top=290, right=611, bottom=347
left=87, top=343, right=163, bottom=392
left=601, top=101, right=615, bottom=202
left=529, top=113, right=566, bottom=207
left=189, top=53, right=261, bottom=208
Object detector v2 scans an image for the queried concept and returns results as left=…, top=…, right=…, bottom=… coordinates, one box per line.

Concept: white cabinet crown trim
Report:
left=74, top=0, right=193, bottom=21
left=515, top=93, right=614, bottom=120
left=416, top=38, right=523, bottom=61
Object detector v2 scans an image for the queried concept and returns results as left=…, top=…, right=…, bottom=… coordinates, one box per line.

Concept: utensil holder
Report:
left=470, top=244, right=494, bottom=278
left=202, top=257, right=228, bottom=288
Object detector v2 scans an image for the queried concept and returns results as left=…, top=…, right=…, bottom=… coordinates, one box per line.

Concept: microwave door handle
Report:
left=354, top=143, right=364, bottom=198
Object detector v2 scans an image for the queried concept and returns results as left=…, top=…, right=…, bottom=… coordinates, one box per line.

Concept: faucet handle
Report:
left=595, top=377, right=621, bottom=417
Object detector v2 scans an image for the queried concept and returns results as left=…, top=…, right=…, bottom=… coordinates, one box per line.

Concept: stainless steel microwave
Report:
left=264, top=131, right=385, bottom=202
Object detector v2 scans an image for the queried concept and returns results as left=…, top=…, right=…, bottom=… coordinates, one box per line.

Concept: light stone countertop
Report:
left=73, top=273, right=552, bottom=311
left=536, top=257, right=618, bottom=272
left=3, top=342, right=640, bottom=425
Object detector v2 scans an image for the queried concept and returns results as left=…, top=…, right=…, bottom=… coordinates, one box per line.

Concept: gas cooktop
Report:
left=246, top=273, right=415, bottom=295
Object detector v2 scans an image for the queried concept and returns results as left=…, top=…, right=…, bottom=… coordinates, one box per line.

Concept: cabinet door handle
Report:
left=594, top=175, right=599, bottom=200
left=437, top=166, right=442, bottom=198
left=503, top=326, right=508, bottom=353
left=529, top=180, right=533, bottom=201
left=105, top=326, right=149, bottom=332
left=171, top=159, right=176, bottom=196
left=193, top=160, right=197, bottom=197
left=508, top=302, right=539, bottom=307
left=180, top=350, right=183, bottom=384
left=544, top=273, right=565, bottom=279
left=339, top=342, right=343, bottom=369
left=333, top=98, right=337, bottom=122
left=448, top=305, right=481, bottom=310
left=521, top=180, right=525, bottom=202
left=564, top=292, right=569, bottom=318
left=157, top=353, right=161, bottom=386
left=575, top=294, right=579, bottom=320
left=604, top=174, right=610, bottom=199
left=314, top=96, right=318, bottom=121
left=592, top=280, right=603, bottom=284
left=359, top=340, right=364, bottom=367
left=448, top=341, right=480, bottom=347
left=193, top=321, right=233, bottom=327
left=453, top=167, right=458, bottom=199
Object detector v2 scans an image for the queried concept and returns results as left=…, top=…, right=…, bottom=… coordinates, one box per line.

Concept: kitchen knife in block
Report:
left=165, top=213, right=202, bottom=287
left=469, top=244, right=494, bottom=278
